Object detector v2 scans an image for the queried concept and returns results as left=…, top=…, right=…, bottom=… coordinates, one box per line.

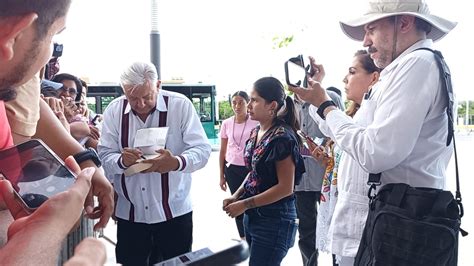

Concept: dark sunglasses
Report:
left=60, top=87, right=78, bottom=95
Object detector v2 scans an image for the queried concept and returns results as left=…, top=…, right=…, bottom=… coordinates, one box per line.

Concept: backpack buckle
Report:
left=368, top=184, right=377, bottom=209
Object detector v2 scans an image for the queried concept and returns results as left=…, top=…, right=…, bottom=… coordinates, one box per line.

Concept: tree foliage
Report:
left=457, top=100, right=474, bottom=124
left=218, top=100, right=233, bottom=121
left=272, top=35, right=294, bottom=49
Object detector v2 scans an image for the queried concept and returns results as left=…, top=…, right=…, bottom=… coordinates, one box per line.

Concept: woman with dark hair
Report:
left=310, top=50, right=380, bottom=265
left=52, top=73, right=83, bottom=102
left=219, top=90, right=258, bottom=239
left=51, top=73, right=90, bottom=142
left=344, top=50, right=381, bottom=117
left=223, top=77, right=305, bottom=265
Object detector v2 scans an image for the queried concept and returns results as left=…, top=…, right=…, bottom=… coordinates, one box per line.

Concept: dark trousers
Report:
left=295, top=191, right=320, bottom=266
left=116, top=212, right=193, bottom=266
left=224, top=162, right=248, bottom=238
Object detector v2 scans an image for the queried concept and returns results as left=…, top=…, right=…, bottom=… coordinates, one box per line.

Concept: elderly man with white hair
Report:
left=98, top=62, right=211, bottom=265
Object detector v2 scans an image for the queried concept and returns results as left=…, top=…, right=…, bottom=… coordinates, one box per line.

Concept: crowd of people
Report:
left=0, top=0, right=458, bottom=265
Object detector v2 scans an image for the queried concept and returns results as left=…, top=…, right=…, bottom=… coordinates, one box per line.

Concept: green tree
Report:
left=219, top=100, right=233, bottom=121
left=272, top=35, right=294, bottom=49
left=457, top=100, right=474, bottom=124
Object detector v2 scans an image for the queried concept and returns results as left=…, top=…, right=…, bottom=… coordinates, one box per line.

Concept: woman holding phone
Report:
left=223, top=77, right=305, bottom=265
left=219, top=91, right=258, bottom=239
left=307, top=50, right=381, bottom=265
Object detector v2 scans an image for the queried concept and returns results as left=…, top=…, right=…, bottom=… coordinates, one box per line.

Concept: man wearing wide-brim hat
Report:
left=289, top=0, right=456, bottom=265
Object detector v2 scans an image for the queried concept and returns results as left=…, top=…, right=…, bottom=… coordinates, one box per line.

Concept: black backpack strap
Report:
left=416, top=48, right=454, bottom=146
left=367, top=48, right=463, bottom=218
left=415, top=48, right=463, bottom=217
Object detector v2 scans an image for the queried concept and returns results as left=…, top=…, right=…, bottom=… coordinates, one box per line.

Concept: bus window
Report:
left=192, top=93, right=212, bottom=122
left=86, top=84, right=218, bottom=139
left=86, top=97, right=96, bottom=114
left=101, top=96, right=116, bottom=113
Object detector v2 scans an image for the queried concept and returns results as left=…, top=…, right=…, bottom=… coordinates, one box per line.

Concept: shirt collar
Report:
left=156, top=91, right=168, bottom=112
left=123, top=90, right=167, bottom=115
left=381, top=39, right=434, bottom=74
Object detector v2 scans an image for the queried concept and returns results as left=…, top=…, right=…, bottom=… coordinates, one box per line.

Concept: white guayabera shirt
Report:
left=98, top=90, right=211, bottom=223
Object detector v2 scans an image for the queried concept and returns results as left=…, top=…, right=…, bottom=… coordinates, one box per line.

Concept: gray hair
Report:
left=120, top=62, right=158, bottom=88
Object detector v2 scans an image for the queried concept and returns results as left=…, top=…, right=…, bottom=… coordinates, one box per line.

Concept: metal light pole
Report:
left=150, top=0, right=161, bottom=79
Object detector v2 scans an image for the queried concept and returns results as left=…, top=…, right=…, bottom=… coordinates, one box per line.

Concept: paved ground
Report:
left=99, top=132, right=474, bottom=265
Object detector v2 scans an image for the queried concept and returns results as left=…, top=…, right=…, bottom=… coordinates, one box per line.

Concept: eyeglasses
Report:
left=60, top=87, right=78, bottom=95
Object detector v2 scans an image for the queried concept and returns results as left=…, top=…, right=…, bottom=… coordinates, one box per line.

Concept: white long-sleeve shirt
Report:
left=98, top=90, right=211, bottom=224
left=309, top=39, right=453, bottom=257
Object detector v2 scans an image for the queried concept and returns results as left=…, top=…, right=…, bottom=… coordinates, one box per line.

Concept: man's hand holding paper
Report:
left=141, top=149, right=179, bottom=173
left=122, top=127, right=170, bottom=176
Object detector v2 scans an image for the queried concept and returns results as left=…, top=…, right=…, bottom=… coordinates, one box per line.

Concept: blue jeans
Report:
left=244, top=197, right=298, bottom=266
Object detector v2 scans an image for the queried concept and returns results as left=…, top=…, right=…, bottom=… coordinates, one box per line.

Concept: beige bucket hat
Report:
left=340, top=0, right=457, bottom=42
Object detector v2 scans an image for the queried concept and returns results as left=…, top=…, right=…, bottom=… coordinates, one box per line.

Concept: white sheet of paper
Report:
left=133, top=127, right=169, bottom=155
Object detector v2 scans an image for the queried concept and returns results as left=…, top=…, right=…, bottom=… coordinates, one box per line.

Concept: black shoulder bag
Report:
left=354, top=49, right=468, bottom=266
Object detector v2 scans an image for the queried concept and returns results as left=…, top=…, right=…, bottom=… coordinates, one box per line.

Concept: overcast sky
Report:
left=58, top=0, right=473, bottom=100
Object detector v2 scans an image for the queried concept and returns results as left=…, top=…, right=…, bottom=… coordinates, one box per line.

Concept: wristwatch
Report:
left=317, top=100, right=337, bottom=120
left=73, top=148, right=102, bottom=167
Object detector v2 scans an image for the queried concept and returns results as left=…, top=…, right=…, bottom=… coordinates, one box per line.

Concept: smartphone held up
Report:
left=0, top=139, right=76, bottom=212
left=284, top=55, right=311, bottom=88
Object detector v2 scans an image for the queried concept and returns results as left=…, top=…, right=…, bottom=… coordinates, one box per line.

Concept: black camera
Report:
left=52, top=43, right=63, bottom=57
